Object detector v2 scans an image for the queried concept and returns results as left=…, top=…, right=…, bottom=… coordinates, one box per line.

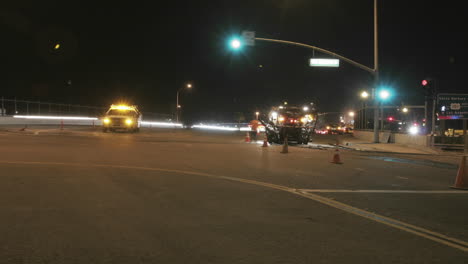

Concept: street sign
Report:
left=241, top=31, right=255, bottom=46
left=437, top=93, right=468, bottom=119
left=310, top=58, right=340, bottom=67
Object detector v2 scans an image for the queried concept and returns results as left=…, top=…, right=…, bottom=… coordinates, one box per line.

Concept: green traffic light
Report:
left=379, top=90, right=390, bottom=100
left=377, top=87, right=393, bottom=101
left=229, top=37, right=242, bottom=50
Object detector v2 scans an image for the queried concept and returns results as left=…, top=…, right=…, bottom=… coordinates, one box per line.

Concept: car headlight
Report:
left=126, top=119, right=133, bottom=125
left=103, top=118, right=110, bottom=124
left=326, top=126, right=330, bottom=129
left=300, top=117, right=307, bottom=123
left=278, top=116, right=285, bottom=122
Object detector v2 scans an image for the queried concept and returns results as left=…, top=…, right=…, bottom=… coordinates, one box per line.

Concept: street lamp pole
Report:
left=176, top=83, right=192, bottom=123
left=176, top=90, right=180, bottom=122
left=360, top=91, right=369, bottom=130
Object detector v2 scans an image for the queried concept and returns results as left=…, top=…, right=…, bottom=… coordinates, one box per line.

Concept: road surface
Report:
left=0, top=127, right=466, bottom=263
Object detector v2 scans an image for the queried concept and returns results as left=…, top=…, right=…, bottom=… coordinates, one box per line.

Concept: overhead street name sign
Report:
left=310, top=58, right=340, bottom=67
left=437, top=93, right=468, bottom=119
left=241, top=31, right=255, bottom=46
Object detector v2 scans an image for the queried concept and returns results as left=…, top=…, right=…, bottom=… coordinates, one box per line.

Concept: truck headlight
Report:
left=126, top=119, right=133, bottom=125
left=103, top=118, right=110, bottom=124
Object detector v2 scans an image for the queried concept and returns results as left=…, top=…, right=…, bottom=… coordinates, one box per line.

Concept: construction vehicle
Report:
left=102, top=104, right=142, bottom=132
left=259, top=105, right=316, bottom=144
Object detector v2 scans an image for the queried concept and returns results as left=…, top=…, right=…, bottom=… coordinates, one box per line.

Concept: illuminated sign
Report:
left=438, top=93, right=468, bottom=119
left=310, top=58, right=340, bottom=67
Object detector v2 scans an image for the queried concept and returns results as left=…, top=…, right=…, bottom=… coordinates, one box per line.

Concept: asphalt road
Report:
left=0, top=127, right=467, bottom=263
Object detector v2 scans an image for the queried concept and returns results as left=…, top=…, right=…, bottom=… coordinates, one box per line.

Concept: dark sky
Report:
left=1, top=0, right=466, bottom=120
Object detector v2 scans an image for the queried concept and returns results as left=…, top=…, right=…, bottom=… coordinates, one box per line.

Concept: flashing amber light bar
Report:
left=110, top=105, right=137, bottom=111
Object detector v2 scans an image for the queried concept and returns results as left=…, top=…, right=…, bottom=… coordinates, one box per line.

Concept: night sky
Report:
left=1, top=1, right=466, bottom=121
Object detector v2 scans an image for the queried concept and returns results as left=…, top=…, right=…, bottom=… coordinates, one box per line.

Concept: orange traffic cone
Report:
left=451, top=155, right=468, bottom=190
left=280, top=138, right=289, bottom=154
left=245, top=132, right=251, bottom=143
left=331, top=149, right=343, bottom=164
left=262, top=135, right=268, bottom=147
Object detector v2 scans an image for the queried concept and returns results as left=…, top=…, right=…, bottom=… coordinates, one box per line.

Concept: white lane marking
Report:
left=1, top=160, right=468, bottom=252
left=397, top=176, right=409, bottom=180
left=299, top=189, right=468, bottom=194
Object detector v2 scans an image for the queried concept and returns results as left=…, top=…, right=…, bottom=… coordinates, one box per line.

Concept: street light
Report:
left=349, top=111, right=355, bottom=117
left=402, top=107, right=408, bottom=113
left=255, top=111, right=259, bottom=120
left=360, top=91, right=369, bottom=99
left=358, top=91, right=370, bottom=130
left=176, top=83, right=192, bottom=122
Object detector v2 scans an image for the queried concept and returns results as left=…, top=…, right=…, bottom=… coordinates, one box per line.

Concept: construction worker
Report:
left=249, top=119, right=260, bottom=141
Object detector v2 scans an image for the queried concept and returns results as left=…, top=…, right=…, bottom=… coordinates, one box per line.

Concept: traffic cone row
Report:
left=451, top=155, right=468, bottom=190
left=245, top=132, right=251, bottom=143
left=243, top=133, right=347, bottom=165
left=280, top=138, right=289, bottom=154
left=262, top=135, right=268, bottom=147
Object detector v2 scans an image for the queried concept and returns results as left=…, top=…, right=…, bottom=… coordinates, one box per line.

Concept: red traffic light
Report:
left=422, top=79, right=428, bottom=86
left=387, top=116, right=394, bottom=122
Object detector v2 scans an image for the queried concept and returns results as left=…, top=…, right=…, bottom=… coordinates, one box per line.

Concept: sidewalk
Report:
left=337, top=136, right=466, bottom=166
left=310, top=134, right=439, bottom=155
left=341, top=141, right=438, bottom=155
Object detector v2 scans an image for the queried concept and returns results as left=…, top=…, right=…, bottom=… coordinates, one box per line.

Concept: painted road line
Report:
left=1, top=160, right=468, bottom=252
left=295, top=190, right=468, bottom=252
left=299, top=189, right=468, bottom=194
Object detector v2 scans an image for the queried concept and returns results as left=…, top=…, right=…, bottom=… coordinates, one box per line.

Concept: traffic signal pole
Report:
left=424, top=100, right=428, bottom=133
left=254, top=38, right=374, bottom=74
left=372, top=0, right=380, bottom=143
left=253, top=0, right=381, bottom=142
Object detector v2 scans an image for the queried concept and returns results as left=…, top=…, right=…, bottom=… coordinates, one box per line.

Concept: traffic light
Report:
left=229, top=37, right=243, bottom=51
left=422, top=78, right=437, bottom=98
left=387, top=116, right=394, bottom=122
